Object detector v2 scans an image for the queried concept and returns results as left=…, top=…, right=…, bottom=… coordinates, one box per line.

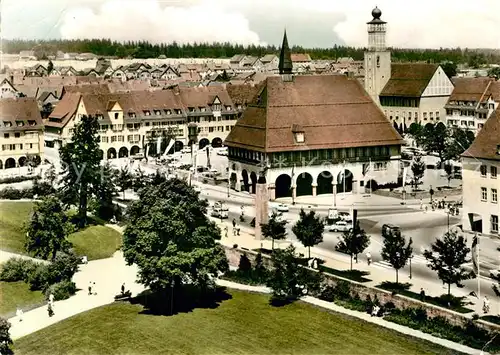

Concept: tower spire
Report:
left=279, top=29, right=293, bottom=75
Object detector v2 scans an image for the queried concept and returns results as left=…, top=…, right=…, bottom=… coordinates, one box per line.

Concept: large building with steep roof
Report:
left=0, top=97, right=44, bottom=170
left=462, top=108, right=500, bottom=236
left=224, top=30, right=403, bottom=201
left=364, top=7, right=454, bottom=132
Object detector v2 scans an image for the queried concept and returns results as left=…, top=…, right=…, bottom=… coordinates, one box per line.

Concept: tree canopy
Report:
left=292, top=209, right=324, bottom=259
left=337, top=221, right=370, bottom=271
left=423, top=230, right=472, bottom=295
left=411, top=155, right=426, bottom=190
left=381, top=230, right=413, bottom=284
left=260, top=211, right=287, bottom=250
left=58, top=115, right=102, bottom=227
left=122, top=178, right=228, bottom=294
left=0, top=317, right=13, bottom=355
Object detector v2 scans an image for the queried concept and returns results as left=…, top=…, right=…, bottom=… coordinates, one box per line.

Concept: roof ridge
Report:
left=269, top=101, right=373, bottom=108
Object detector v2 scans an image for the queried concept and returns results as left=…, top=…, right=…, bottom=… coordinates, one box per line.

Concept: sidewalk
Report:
left=213, top=218, right=497, bottom=317
left=216, top=279, right=484, bottom=355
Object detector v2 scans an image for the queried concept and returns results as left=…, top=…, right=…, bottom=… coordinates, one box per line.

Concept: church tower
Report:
left=279, top=30, right=293, bottom=78
left=364, top=7, right=391, bottom=106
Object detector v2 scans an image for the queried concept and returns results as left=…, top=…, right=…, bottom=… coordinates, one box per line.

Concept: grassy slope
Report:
left=14, top=290, right=460, bottom=355
left=0, top=201, right=121, bottom=260
left=0, top=281, right=45, bottom=317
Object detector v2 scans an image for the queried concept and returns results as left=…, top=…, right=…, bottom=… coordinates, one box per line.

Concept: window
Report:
left=492, top=215, right=499, bottom=233
left=493, top=189, right=498, bottom=203
left=165, top=110, right=171, bottom=115
left=16, top=121, right=24, bottom=126
left=114, top=113, right=119, bottom=119
left=480, top=165, right=487, bottom=177
left=111, top=136, right=117, bottom=143
left=376, top=55, right=380, bottom=68
left=128, top=112, right=136, bottom=118
left=374, top=162, right=388, bottom=171
left=226, top=106, right=231, bottom=111
left=154, top=110, right=161, bottom=115
left=101, top=136, right=109, bottom=143
left=3, top=133, right=8, bottom=139
left=481, top=187, right=488, bottom=201
left=436, top=111, right=440, bottom=120
left=491, top=166, right=497, bottom=178
left=429, top=112, right=434, bottom=120
left=423, top=112, right=427, bottom=120
left=28, top=120, right=36, bottom=126
left=96, top=114, right=103, bottom=120
left=14, top=132, right=20, bottom=138
left=144, top=110, right=151, bottom=116
left=294, top=132, right=305, bottom=143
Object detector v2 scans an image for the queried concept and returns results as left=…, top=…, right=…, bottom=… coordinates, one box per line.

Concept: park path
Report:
left=3, top=248, right=484, bottom=354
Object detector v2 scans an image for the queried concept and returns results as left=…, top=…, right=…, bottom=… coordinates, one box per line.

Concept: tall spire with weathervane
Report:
left=278, top=29, right=293, bottom=75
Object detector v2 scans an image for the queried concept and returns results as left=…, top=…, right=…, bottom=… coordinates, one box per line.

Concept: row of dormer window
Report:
left=3, top=132, right=36, bottom=139
left=2, top=120, right=37, bottom=127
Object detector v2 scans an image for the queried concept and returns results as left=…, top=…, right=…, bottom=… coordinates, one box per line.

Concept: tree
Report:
left=488, top=67, right=500, bottom=79
left=423, top=230, right=472, bottom=295
left=445, top=127, right=475, bottom=162
left=44, top=163, right=57, bottom=186
left=24, top=196, right=71, bottom=261
left=116, top=166, right=132, bottom=200
left=266, top=245, right=322, bottom=302
left=123, top=178, right=228, bottom=297
left=422, top=123, right=449, bottom=164
left=47, top=60, right=54, bottom=75
left=59, top=115, right=101, bottom=227
left=444, top=162, right=453, bottom=187
left=93, top=162, right=118, bottom=221
left=381, top=229, right=413, bottom=284
left=260, top=211, right=287, bottom=250
left=411, top=155, right=426, bottom=190
left=292, top=209, right=324, bottom=259
left=132, top=165, right=147, bottom=192
left=441, top=61, right=457, bottom=79
left=406, top=123, right=424, bottom=147
left=337, top=221, right=370, bottom=271
left=0, top=317, right=13, bottom=355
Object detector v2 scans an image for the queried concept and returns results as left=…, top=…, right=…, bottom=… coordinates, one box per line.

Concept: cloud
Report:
left=59, top=0, right=263, bottom=45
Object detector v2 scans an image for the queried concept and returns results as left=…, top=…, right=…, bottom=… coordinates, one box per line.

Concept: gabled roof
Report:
left=46, top=93, right=81, bottom=128
left=463, top=108, right=500, bottom=161
left=448, top=77, right=495, bottom=102
left=226, top=83, right=263, bottom=105
left=224, top=75, right=403, bottom=152
left=61, top=84, right=110, bottom=98
left=0, top=97, right=44, bottom=130
left=179, top=86, right=233, bottom=108
left=291, top=53, right=311, bottom=63
left=230, top=54, right=246, bottom=63
left=380, top=63, right=438, bottom=97
left=260, top=54, right=278, bottom=64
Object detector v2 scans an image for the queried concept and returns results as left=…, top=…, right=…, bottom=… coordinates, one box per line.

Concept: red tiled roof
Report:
left=448, top=77, right=495, bottom=102
left=463, top=108, right=500, bottom=161
left=380, top=63, right=438, bottom=97
left=291, top=53, right=311, bottom=63
left=0, top=97, right=44, bottom=131
left=224, top=75, right=403, bottom=152
left=45, top=93, right=81, bottom=128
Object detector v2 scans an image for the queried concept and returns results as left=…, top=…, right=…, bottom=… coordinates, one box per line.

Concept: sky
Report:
left=2, top=0, right=500, bottom=49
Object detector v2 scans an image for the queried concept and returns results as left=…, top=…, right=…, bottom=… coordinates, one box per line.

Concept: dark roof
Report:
left=463, top=108, right=500, bottom=161
left=380, top=63, right=438, bottom=97
left=224, top=75, right=403, bottom=153
left=226, top=84, right=263, bottom=105
left=278, top=31, right=293, bottom=75
left=61, top=84, right=110, bottom=98
left=0, top=97, right=44, bottom=131
left=46, top=93, right=81, bottom=128
left=448, top=77, right=495, bottom=102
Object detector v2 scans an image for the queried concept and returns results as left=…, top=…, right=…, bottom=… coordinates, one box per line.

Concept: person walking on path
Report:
left=49, top=293, right=55, bottom=306
left=47, top=303, right=54, bottom=317
left=483, top=296, right=490, bottom=314
left=419, top=288, right=426, bottom=302
left=224, top=225, right=228, bottom=238
left=121, top=283, right=125, bottom=295
left=366, top=252, right=372, bottom=265
left=88, top=281, right=93, bottom=296
left=16, top=308, right=23, bottom=322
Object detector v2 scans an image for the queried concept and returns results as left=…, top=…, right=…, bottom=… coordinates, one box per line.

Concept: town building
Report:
left=0, top=97, right=44, bottom=170
left=363, top=7, right=454, bottom=132
left=462, top=108, right=500, bottom=236
left=45, top=86, right=243, bottom=159
left=445, top=77, right=500, bottom=134
left=224, top=30, right=403, bottom=200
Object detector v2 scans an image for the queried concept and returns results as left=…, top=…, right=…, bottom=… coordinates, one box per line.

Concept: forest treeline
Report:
left=4, top=39, right=499, bottom=66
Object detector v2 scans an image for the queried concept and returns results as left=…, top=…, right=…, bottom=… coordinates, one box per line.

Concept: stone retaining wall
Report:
left=374, top=187, right=461, bottom=200
left=223, top=245, right=499, bottom=333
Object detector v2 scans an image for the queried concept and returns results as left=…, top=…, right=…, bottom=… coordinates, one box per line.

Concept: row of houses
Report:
left=0, top=82, right=262, bottom=170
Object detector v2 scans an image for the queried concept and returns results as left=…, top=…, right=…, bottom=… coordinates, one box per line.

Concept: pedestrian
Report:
left=82, top=255, right=88, bottom=264
left=88, top=281, right=92, bottom=295
left=237, top=227, right=240, bottom=236
left=16, top=308, right=23, bottom=322
left=354, top=254, right=358, bottom=263
left=232, top=219, right=236, bottom=228
left=312, top=258, right=318, bottom=269
left=121, top=283, right=125, bottom=295
left=419, top=288, right=426, bottom=302
left=366, top=252, right=372, bottom=265
left=49, top=292, right=55, bottom=306
left=224, top=225, right=228, bottom=238
left=419, top=199, right=423, bottom=209
left=483, top=296, right=490, bottom=314
left=93, top=282, right=96, bottom=295
left=48, top=302, right=54, bottom=317
left=424, top=205, right=428, bottom=213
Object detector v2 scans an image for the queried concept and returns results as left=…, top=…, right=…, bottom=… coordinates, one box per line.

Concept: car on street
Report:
left=210, top=208, right=228, bottom=219
left=131, top=153, right=144, bottom=160
left=213, top=201, right=229, bottom=211
left=338, top=211, right=352, bottom=222
left=270, top=203, right=289, bottom=212
left=328, top=220, right=352, bottom=233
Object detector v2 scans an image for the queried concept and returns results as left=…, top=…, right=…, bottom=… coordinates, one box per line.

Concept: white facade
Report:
left=446, top=97, right=498, bottom=135
left=462, top=157, right=500, bottom=236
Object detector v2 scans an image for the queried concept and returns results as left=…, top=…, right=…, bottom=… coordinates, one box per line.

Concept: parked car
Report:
left=213, top=201, right=229, bottom=211
left=131, top=153, right=144, bottom=160
left=338, top=211, right=352, bottom=222
left=382, top=224, right=400, bottom=237
left=328, top=221, right=352, bottom=233
left=270, top=203, right=289, bottom=212
left=211, top=208, right=228, bottom=219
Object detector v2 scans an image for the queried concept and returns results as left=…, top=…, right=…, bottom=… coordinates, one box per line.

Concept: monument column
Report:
left=312, top=183, right=317, bottom=197
left=254, top=173, right=269, bottom=240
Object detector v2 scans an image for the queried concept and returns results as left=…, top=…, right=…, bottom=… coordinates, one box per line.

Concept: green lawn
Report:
left=0, top=281, right=45, bottom=317
left=0, top=201, right=122, bottom=260
left=14, top=290, right=461, bottom=355
left=0, top=201, right=33, bottom=253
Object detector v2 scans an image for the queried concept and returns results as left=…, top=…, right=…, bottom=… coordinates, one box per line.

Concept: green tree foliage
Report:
left=488, top=67, right=500, bottom=79
left=266, top=245, right=322, bottom=302
left=421, top=122, right=449, bottom=163
left=44, top=163, right=57, bottom=186
left=381, top=229, right=413, bottom=284
left=424, top=230, right=472, bottom=295
left=411, top=155, right=426, bottom=190
left=93, top=162, right=119, bottom=221
left=132, top=165, right=147, bottom=192
left=238, top=253, right=252, bottom=276
left=4, top=39, right=498, bottom=64
left=260, top=211, right=287, bottom=250
left=24, top=196, right=71, bottom=261
left=122, top=178, right=228, bottom=294
left=445, top=127, right=475, bottom=161
left=0, top=317, right=13, bottom=355
left=292, top=209, right=324, bottom=259
left=116, top=166, right=133, bottom=200
left=444, top=163, right=453, bottom=187
left=440, top=61, right=457, bottom=78
left=337, top=221, right=370, bottom=271
left=406, top=123, right=424, bottom=146
left=59, top=115, right=101, bottom=227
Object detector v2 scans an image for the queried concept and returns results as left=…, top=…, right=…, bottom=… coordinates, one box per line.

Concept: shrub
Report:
left=238, top=253, right=252, bottom=274
left=0, top=175, right=37, bottom=185
left=0, top=258, right=37, bottom=282
left=49, top=252, right=79, bottom=283
left=32, top=178, right=56, bottom=197
left=45, top=280, right=77, bottom=301
left=318, top=285, right=336, bottom=302
left=378, top=281, right=412, bottom=292
left=0, top=187, right=34, bottom=200
left=334, top=280, right=351, bottom=300
left=27, top=264, right=51, bottom=291
left=437, top=294, right=465, bottom=309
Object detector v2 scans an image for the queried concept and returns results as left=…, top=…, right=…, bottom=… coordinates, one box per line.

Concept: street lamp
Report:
left=188, top=123, right=198, bottom=186
left=409, top=255, right=413, bottom=279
